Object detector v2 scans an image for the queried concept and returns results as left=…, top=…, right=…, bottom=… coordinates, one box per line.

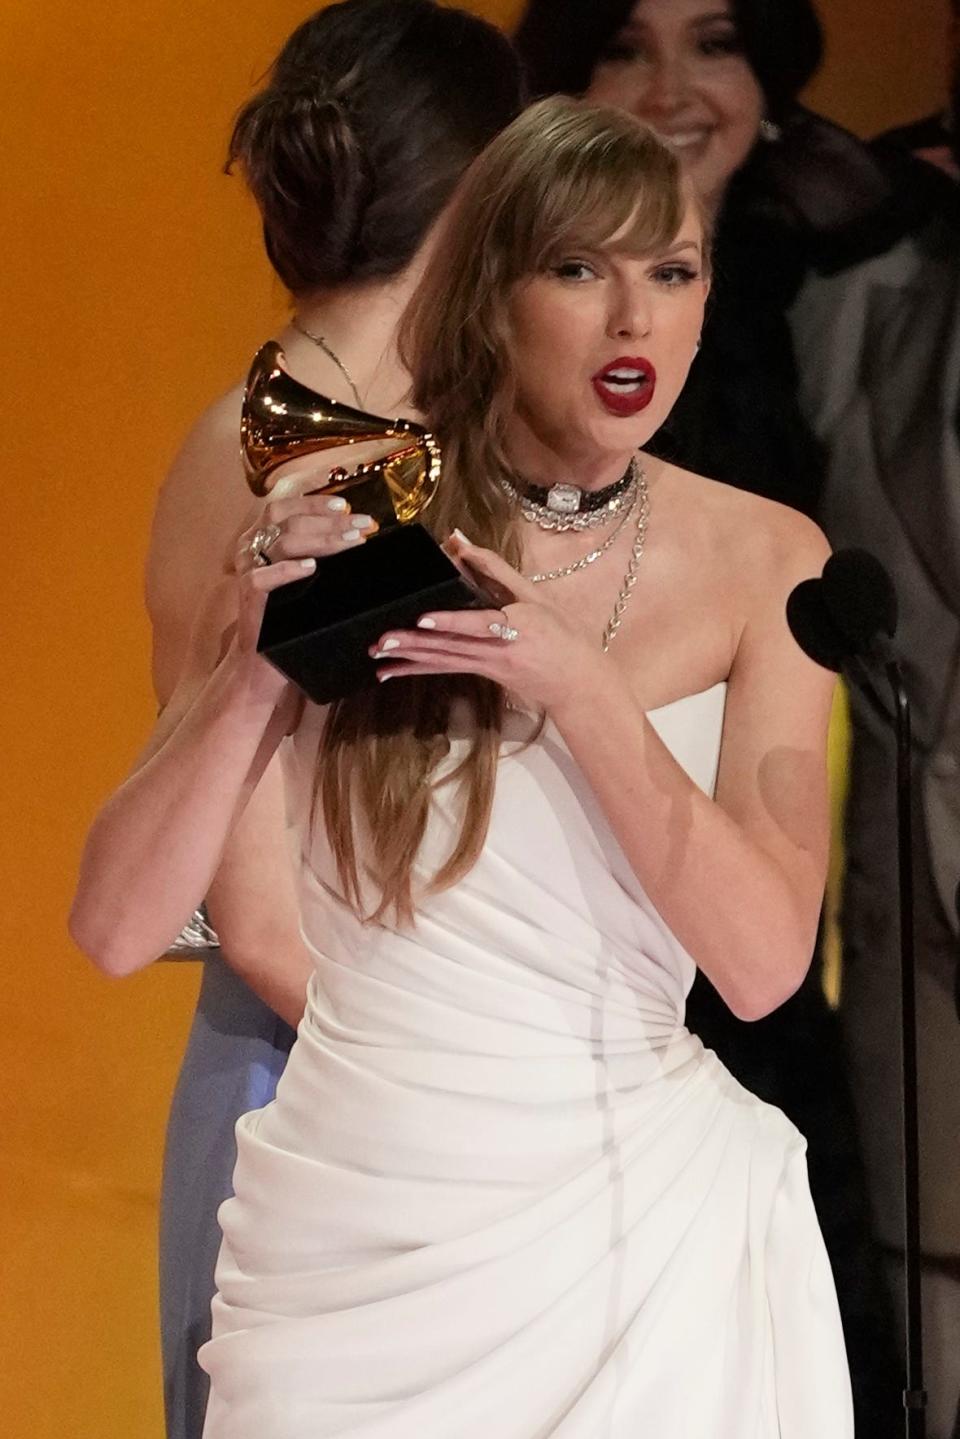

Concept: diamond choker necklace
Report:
left=499, top=457, right=638, bottom=532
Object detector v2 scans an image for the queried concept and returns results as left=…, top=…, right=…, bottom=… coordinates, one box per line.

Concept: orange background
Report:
left=4, top=1, right=949, bottom=1434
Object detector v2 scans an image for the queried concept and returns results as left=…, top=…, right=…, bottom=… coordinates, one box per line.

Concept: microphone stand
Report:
left=885, top=659, right=926, bottom=1435
left=784, top=558, right=927, bottom=1430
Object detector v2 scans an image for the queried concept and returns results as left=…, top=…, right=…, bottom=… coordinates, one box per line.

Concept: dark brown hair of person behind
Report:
left=226, top=0, right=525, bottom=294
left=316, top=98, right=689, bottom=925
left=514, top=0, right=823, bottom=125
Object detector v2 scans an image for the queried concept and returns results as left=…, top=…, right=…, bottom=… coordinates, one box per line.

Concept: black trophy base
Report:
left=256, top=523, right=489, bottom=704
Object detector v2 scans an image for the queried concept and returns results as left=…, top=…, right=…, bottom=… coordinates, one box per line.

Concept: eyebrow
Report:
left=660, top=240, right=702, bottom=258
left=581, top=237, right=703, bottom=261
left=620, top=10, right=734, bottom=34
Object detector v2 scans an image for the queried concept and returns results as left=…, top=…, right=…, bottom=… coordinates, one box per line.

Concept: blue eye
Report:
left=654, top=264, right=699, bottom=286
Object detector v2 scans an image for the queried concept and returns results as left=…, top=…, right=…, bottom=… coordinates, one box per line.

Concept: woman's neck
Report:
left=502, top=414, right=637, bottom=494
left=285, top=265, right=423, bottom=416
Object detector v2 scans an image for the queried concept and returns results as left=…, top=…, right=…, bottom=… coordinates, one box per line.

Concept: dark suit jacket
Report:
left=790, top=216, right=960, bottom=1252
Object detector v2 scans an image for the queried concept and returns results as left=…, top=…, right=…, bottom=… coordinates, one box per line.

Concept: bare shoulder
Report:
left=662, top=463, right=829, bottom=605
left=145, top=382, right=256, bottom=700
left=165, top=382, right=244, bottom=475
left=145, top=382, right=252, bottom=619
left=148, top=382, right=248, bottom=564
left=725, top=484, right=828, bottom=603
left=672, top=469, right=834, bottom=743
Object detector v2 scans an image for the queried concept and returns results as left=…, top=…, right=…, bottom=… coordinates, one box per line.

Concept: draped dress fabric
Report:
left=200, top=683, right=853, bottom=1438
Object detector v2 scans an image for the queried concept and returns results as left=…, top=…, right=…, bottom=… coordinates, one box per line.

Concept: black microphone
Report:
left=786, top=548, right=901, bottom=723
left=786, top=546, right=898, bottom=673
left=821, top=548, right=898, bottom=666
left=785, top=577, right=849, bottom=673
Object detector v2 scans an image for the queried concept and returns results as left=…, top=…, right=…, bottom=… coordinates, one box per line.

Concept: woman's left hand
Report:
left=369, top=535, right=606, bottom=711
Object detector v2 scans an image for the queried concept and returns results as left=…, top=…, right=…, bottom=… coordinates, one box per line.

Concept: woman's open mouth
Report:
left=591, top=358, right=657, bottom=417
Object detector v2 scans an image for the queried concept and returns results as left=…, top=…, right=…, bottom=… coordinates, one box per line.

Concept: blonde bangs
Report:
left=489, top=101, right=687, bottom=280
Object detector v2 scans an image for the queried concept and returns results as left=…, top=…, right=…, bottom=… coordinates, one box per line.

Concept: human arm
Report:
left=143, top=394, right=313, bottom=1021
left=202, top=751, right=312, bottom=1029
left=543, top=536, right=834, bottom=1020
left=370, top=521, right=834, bottom=1021
left=144, top=400, right=368, bottom=1018
left=72, top=477, right=370, bottom=981
left=70, top=557, right=309, bottom=977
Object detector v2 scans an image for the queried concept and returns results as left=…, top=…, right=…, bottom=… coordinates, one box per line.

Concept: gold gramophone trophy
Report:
left=242, top=341, right=489, bottom=703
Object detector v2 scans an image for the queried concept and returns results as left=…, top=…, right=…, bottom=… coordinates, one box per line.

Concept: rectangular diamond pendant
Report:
left=545, top=483, right=582, bottom=514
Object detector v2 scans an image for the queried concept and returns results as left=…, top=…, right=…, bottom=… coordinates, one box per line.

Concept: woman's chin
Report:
left=588, top=401, right=672, bottom=455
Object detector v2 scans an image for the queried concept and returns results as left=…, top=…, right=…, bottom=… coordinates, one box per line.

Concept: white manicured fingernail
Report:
left=342, top=527, right=364, bottom=542
left=299, top=558, right=316, bottom=570
left=350, top=515, right=373, bottom=528
left=378, top=638, right=400, bottom=651
left=452, top=528, right=472, bottom=545
left=326, top=497, right=348, bottom=512
left=417, top=617, right=437, bottom=629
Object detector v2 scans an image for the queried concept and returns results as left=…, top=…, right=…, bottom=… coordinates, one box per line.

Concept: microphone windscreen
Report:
left=822, top=548, right=898, bottom=651
left=786, top=578, right=846, bottom=672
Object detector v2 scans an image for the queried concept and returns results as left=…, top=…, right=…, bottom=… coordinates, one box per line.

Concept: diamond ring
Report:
left=242, top=523, right=282, bottom=568
left=489, top=619, right=520, bottom=643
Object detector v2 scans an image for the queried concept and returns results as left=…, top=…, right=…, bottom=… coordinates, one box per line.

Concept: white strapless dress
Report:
left=200, top=684, right=853, bottom=1438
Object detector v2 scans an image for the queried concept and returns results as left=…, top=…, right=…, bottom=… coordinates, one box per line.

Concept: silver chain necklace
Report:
left=599, top=476, right=650, bottom=652
left=522, top=457, right=650, bottom=651
left=525, top=465, right=644, bottom=583
left=526, top=460, right=653, bottom=653
left=292, top=317, right=364, bottom=408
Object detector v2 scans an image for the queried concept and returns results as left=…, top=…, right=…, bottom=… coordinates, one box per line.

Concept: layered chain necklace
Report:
left=507, top=454, right=650, bottom=653
left=524, top=488, right=638, bottom=584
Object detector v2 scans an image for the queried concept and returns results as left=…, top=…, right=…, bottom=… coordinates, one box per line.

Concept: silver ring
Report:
left=243, top=524, right=281, bottom=568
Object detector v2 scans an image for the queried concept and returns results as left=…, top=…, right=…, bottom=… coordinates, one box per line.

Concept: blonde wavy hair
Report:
left=315, top=96, right=690, bottom=922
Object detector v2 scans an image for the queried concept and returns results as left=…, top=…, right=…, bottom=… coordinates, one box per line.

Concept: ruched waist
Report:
left=241, top=955, right=705, bottom=1206
left=299, top=880, right=687, bottom=1047
left=278, top=836, right=707, bottom=1203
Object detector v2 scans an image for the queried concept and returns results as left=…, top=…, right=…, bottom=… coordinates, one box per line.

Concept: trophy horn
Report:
left=240, top=341, right=441, bottom=527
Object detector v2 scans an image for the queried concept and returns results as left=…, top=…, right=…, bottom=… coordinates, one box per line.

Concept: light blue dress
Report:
left=160, top=956, right=295, bottom=1439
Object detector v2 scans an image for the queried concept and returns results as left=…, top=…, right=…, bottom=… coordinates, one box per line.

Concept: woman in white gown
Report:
left=72, top=97, right=853, bottom=1436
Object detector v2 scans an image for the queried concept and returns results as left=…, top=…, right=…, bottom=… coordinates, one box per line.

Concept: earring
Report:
left=759, top=118, right=782, bottom=144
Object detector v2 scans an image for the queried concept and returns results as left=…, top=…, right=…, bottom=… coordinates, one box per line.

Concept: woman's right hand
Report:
left=70, top=494, right=376, bottom=977
left=230, top=492, right=378, bottom=698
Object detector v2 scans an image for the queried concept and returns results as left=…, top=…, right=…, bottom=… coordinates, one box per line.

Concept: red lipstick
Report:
left=591, top=357, right=657, bottom=417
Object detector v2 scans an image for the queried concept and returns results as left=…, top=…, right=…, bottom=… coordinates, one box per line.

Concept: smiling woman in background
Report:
left=588, top=0, right=784, bottom=213
left=514, top=3, right=925, bottom=1433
